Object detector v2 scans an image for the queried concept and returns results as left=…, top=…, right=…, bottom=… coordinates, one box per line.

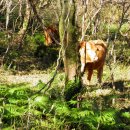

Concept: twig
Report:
left=0, top=0, right=6, bottom=13
left=1, top=33, right=11, bottom=66
left=80, top=5, right=102, bottom=41
left=35, top=47, right=63, bottom=94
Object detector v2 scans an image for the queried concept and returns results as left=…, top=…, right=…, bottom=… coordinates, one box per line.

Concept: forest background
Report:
left=0, top=0, right=130, bottom=129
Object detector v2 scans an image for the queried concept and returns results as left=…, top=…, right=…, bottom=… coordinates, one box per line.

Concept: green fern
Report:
left=4, top=104, right=26, bottom=117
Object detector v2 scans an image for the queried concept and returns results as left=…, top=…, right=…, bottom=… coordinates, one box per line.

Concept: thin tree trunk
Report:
left=13, top=0, right=31, bottom=48
left=6, top=0, right=12, bottom=30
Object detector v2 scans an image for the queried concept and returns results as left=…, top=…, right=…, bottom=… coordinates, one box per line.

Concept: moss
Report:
left=23, top=21, right=28, bottom=29
left=64, top=78, right=82, bottom=101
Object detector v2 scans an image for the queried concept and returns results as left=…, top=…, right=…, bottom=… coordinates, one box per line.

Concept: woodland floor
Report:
left=0, top=64, right=129, bottom=85
left=0, top=69, right=51, bottom=86
left=0, top=65, right=130, bottom=109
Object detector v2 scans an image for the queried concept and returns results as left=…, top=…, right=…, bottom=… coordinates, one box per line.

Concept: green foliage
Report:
left=101, top=23, right=119, bottom=40
left=64, top=79, right=82, bottom=101
left=120, top=23, right=129, bottom=33
left=113, top=41, right=130, bottom=64
left=0, top=15, right=6, bottom=22
left=100, top=109, right=118, bottom=129
left=107, top=24, right=118, bottom=33
left=34, top=95, right=49, bottom=108
left=24, top=33, right=59, bottom=69
left=121, top=112, right=130, bottom=124
left=24, top=33, right=45, bottom=52
left=4, top=104, right=26, bottom=118
left=34, top=33, right=45, bottom=44
left=0, top=81, right=130, bottom=129
left=0, top=1, right=130, bottom=129
left=0, top=31, right=59, bottom=70
left=2, top=49, right=21, bottom=70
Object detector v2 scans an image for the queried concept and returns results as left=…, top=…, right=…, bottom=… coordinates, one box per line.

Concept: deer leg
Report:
left=97, top=67, right=103, bottom=83
left=81, top=63, right=85, bottom=75
left=87, top=69, right=93, bottom=85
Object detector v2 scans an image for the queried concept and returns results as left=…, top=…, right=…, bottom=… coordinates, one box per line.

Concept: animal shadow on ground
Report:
left=102, top=79, right=130, bottom=92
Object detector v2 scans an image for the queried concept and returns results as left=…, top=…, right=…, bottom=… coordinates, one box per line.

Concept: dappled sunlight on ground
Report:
left=82, top=64, right=130, bottom=86
left=0, top=64, right=129, bottom=88
left=0, top=69, right=51, bottom=86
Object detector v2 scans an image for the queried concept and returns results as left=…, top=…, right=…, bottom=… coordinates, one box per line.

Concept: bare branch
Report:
left=35, top=46, right=63, bottom=94
left=80, top=4, right=102, bottom=41
left=6, top=0, right=12, bottom=30
left=28, top=0, right=48, bottom=30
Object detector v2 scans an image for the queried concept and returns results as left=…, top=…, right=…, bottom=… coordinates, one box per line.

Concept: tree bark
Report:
left=13, top=0, right=31, bottom=48
left=59, top=0, right=78, bottom=82
left=59, top=0, right=81, bottom=101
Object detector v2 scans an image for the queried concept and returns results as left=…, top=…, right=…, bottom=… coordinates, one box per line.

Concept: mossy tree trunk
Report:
left=59, top=0, right=81, bottom=101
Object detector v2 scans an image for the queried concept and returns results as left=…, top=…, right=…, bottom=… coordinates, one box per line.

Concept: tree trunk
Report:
left=13, top=0, right=31, bottom=48
left=59, top=0, right=77, bottom=81
left=59, top=0, right=81, bottom=101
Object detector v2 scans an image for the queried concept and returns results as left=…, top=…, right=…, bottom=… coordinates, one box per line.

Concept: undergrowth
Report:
left=0, top=81, right=130, bottom=130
